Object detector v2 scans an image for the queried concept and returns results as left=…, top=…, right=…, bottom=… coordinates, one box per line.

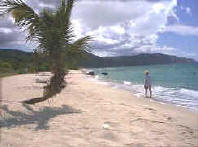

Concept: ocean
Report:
left=91, top=63, right=198, bottom=111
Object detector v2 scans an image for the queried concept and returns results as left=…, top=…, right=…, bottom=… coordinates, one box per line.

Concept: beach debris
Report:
left=167, top=117, right=172, bottom=120
left=86, top=71, right=95, bottom=76
left=35, top=72, right=51, bottom=84
left=35, top=78, right=49, bottom=84
left=103, top=123, right=110, bottom=130
left=38, top=72, right=52, bottom=76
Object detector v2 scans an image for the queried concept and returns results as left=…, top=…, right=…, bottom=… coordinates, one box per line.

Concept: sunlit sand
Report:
left=0, top=71, right=198, bottom=146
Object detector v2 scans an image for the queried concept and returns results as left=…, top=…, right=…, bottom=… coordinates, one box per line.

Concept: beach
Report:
left=0, top=70, right=198, bottom=147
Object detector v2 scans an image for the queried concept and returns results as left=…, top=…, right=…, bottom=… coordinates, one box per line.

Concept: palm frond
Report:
left=0, top=0, right=40, bottom=41
left=67, top=36, right=92, bottom=58
left=1, top=0, right=39, bottom=26
left=55, top=0, right=75, bottom=44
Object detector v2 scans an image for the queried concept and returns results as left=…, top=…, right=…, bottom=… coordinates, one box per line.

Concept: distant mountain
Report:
left=0, top=49, right=33, bottom=70
left=79, top=52, right=197, bottom=68
left=0, top=49, right=48, bottom=73
left=0, top=49, right=197, bottom=70
left=0, top=49, right=33, bottom=63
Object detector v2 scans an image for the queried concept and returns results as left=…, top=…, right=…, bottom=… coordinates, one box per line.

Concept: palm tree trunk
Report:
left=44, top=52, right=66, bottom=96
left=23, top=70, right=66, bottom=104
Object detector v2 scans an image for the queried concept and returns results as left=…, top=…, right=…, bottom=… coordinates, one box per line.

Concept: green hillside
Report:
left=0, top=49, right=197, bottom=77
left=0, top=49, right=49, bottom=77
left=79, top=52, right=197, bottom=68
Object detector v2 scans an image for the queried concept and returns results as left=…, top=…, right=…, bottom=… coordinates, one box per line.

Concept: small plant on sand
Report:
left=0, top=0, right=91, bottom=103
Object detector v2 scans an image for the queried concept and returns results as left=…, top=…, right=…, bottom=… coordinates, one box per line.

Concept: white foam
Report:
left=91, top=73, right=198, bottom=111
left=125, top=83, right=198, bottom=111
left=123, top=81, right=131, bottom=85
left=179, top=88, right=198, bottom=97
left=95, top=75, right=99, bottom=79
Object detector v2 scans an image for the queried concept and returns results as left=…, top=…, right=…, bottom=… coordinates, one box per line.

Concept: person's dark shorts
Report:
left=144, top=85, right=151, bottom=89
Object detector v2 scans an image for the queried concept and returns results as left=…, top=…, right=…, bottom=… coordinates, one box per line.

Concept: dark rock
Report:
left=86, top=71, right=95, bottom=76
left=101, top=72, right=108, bottom=75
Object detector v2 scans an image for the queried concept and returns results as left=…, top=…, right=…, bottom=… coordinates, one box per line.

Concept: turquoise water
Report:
left=92, top=63, right=198, bottom=111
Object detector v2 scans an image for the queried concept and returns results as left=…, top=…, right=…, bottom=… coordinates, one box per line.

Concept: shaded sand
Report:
left=0, top=71, right=198, bottom=147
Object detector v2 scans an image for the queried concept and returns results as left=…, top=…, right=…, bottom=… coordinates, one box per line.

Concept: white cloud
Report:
left=3, top=0, right=196, bottom=59
left=72, top=19, right=83, bottom=39
left=72, top=1, right=151, bottom=30
left=71, top=0, right=178, bottom=56
left=185, top=7, right=191, bottom=15
left=0, top=28, right=12, bottom=34
left=162, top=24, right=198, bottom=36
left=134, top=45, right=175, bottom=54
left=181, top=6, right=192, bottom=16
left=38, top=3, right=55, bottom=9
left=152, top=3, right=166, bottom=14
left=93, top=44, right=176, bottom=57
left=86, top=26, right=121, bottom=45
left=110, top=25, right=125, bottom=35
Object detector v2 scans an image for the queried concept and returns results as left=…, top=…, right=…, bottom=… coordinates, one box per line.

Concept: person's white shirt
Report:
left=145, top=74, right=152, bottom=86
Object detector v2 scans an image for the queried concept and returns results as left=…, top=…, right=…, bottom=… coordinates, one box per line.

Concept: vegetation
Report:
left=0, top=0, right=91, bottom=103
left=0, top=49, right=49, bottom=77
left=1, top=49, right=196, bottom=71
left=0, top=49, right=30, bottom=77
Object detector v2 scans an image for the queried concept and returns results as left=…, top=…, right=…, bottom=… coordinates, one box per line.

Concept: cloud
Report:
left=1, top=0, right=195, bottom=59
left=185, top=7, right=191, bottom=15
left=162, top=24, right=198, bottom=36
left=180, top=6, right=192, bottom=16
left=70, top=0, right=178, bottom=56
left=38, top=3, right=55, bottom=9
left=0, top=28, right=12, bottom=34
left=72, top=1, right=149, bottom=30
left=0, top=16, right=21, bottom=45
left=92, top=44, right=175, bottom=57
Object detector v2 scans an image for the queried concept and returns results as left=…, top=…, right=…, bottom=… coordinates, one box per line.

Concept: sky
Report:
left=0, top=0, right=198, bottom=61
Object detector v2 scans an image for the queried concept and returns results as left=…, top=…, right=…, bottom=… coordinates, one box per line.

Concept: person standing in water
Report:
left=144, top=70, right=152, bottom=98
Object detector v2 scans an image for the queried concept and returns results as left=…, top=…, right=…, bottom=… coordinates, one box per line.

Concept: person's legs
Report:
left=145, top=89, right=148, bottom=97
left=149, top=85, right=152, bottom=98
left=144, top=85, right=148, bottom=97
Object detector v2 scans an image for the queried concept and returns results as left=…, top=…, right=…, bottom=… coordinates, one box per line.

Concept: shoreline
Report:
left=90, top=68, right=198, bottom=112
left=96, top=77, right=198, bottom=113
left=85, top=72, right=198, bottom=115
left=0, top=71, right=198, bottom=146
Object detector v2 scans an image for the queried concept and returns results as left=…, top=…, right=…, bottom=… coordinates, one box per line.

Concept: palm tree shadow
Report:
left=0, top=104, right=81, bottom=131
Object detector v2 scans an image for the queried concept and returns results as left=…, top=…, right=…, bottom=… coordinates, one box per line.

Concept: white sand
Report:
left=0, top=71, right=198, bottom=147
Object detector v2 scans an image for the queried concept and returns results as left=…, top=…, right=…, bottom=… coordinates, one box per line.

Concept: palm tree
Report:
left=0, top=0, right=91, bottom=104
